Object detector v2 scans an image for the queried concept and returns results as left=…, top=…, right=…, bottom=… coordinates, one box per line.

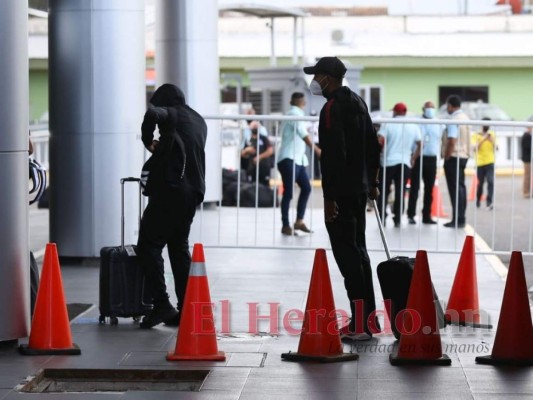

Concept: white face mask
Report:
left=424, top=107, right=435, bottom=118
left=309, top=77, right=327, bottom=96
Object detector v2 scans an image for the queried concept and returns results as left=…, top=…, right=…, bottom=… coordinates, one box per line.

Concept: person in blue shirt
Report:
left=377, top=102, right=421, bottom=227
left=277, top=92, right=321, bottom=236
left=407, top=100, right=443, bottom=224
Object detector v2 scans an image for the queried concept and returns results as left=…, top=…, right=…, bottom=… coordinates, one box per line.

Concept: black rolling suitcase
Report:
left=99, top=177, right=153, bottom=325
left=373, top=200, right=445, bottom=339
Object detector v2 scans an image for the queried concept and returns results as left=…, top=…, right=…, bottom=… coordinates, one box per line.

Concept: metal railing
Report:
left=30, top=116, right=533, bottom=257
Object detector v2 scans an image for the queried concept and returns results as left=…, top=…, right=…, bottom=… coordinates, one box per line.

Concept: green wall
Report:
left=29, top=61, right=533, bottom=122
left=360, top=68, right=533, bottom=120
left=29, top=70, right=48, bottom=123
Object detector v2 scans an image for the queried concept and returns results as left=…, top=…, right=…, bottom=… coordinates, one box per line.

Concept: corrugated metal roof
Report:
left=219, top=3, right=306, bottom=18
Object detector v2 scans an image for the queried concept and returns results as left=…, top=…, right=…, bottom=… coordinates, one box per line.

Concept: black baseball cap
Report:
left=303, top=57, right=347, bottom=78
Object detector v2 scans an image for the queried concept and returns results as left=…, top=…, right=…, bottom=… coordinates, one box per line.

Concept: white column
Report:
left=0, top=1, right=30, bottom=341
left=270, top=17, right=276, bottom=67
left=155, top=0, right=221, bottom=202
left=49, top=0, right=145, bottom=257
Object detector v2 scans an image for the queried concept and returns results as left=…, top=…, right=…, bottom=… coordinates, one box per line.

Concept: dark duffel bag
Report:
left=240, top=182, right=277, bottom=208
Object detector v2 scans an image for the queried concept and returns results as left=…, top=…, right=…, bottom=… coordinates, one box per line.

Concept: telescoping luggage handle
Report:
left=120, top=177, right=142, bottom=252
left=372, top=199, right=392, bottom=260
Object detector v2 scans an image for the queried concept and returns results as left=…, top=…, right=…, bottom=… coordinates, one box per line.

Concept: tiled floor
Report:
left=2, top=207, right=531, bottom=399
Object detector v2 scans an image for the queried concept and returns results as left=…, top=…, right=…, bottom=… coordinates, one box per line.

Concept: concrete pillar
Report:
left=49, top=0, right=145, bottom=257
left=0, top=1, right=30, bottom=341
left=155, top=0, right=221, bottom=202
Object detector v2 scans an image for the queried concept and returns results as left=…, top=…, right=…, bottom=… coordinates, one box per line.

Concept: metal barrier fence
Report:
left=30, top=116, right=533, bottom=256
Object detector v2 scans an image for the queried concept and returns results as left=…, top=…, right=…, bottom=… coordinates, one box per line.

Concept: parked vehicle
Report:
left=437, top=101, right=512, bottom=121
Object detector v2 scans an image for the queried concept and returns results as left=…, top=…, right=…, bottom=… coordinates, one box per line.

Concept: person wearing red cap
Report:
left=304, top=57, right=381, bottom=340
left=377, top=102, right=421, bottom=227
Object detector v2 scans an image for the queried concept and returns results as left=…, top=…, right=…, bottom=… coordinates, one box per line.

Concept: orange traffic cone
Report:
left=468, top=175, right=486, bottom=202
left=468, top=175, right=477, bottom=201
left=431, top=178, right=448, bottom=218
left=167, top=243, right=225, bottom=361
left=476, top=252, right=533, bottom=366
left=281, top=249, right=358, bottom=363
left=390, top=250, right=451, bottom=365
left=445, top=236, right=492, bottom=329
left=19, top=243, right=80, bottom=355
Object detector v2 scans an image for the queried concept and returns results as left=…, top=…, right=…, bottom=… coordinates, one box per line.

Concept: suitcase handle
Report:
left=372, top=199, right=391, bottom=260
left=121, top=177, right=141, bottom=184
left=121, top=177, right=142, bottom=251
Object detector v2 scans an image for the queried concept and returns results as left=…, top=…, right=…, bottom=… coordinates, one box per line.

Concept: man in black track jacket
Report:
left=304, top=57, right=381, bottom=340
left=138, top=83, right=207, bottom=329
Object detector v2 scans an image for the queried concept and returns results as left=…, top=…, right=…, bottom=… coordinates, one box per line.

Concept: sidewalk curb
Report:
left=465, top=225, right=508, bottom=281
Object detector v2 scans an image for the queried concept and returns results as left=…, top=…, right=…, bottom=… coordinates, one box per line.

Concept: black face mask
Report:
left=251, top=129, right=258, bottom=135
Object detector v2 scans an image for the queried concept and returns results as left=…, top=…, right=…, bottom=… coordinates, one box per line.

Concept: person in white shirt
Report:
left=442, top=95, right=470, bottom=228
left=377, top=102, right=421, bottom=227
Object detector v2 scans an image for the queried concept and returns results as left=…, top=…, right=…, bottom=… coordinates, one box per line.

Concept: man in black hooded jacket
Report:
left=138, top=84, right=207, bottom=329
left=304, top=57, right=381, bottom=340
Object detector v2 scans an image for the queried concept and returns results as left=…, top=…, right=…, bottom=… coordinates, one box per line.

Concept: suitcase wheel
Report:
left=110, top=316, right=119, bottom=326
left=98, top=315, right=106, bottom=325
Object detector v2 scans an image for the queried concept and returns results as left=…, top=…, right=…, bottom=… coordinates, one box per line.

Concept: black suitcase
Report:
left=99, top=177, right=153, bottom=325
left=373, top=200, right=445, bottom=339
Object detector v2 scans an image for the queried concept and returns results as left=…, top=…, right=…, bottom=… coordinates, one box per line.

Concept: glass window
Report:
left=359, top=85, right=382, bottom=112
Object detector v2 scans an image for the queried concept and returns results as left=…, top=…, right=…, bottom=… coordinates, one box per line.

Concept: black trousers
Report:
left=378, top=164, right=411, bottom=225
left=444, top=157, right=468, bottom=224
left=477, top=163, right=494, bottom=206
left=137, top=188, right=197, bottom=310
left=407, top=156, right=437, bottom=220
left=325, top=194, right=378, bottom=334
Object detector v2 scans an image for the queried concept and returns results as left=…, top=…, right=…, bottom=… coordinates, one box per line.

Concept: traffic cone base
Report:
left=19, top=343, right=80, bottom=356
left=390, top=350, right=451, bottom=366
left=475, top=355, right=533, bottom=366
left=281, top=350, right=358, bottom=363
left=444, top=316, right=492, bottom=330
left=281, top=249, right=358, bottom=363
left=167, top=351, right=225, bottom=362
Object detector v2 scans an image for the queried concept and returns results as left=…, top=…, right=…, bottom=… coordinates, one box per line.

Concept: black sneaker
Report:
left=443, top=221, right=465, bottom=228
left=422, top=218, right=437, bottom=225
left=163, top=311, right=181, bottom=327
left=408, top=217, right=416, bottom=225
left=140, top=307, right=179, bottom=329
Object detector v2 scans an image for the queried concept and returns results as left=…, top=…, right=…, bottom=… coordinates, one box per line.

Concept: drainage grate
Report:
left=18, top=369, right=209, bottom=393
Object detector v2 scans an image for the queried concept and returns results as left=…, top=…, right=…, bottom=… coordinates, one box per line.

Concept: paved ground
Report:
left=7, top=184, right=532, bottom=399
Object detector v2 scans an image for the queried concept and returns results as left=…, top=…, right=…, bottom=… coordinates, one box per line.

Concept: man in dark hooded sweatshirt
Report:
left=304, top=57, right=381, bottom=340
left=138, top=84, right=207, bottom=329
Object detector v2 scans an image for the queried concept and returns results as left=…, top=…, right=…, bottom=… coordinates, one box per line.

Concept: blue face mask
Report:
left=424, top=107, right=435, bottom=119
